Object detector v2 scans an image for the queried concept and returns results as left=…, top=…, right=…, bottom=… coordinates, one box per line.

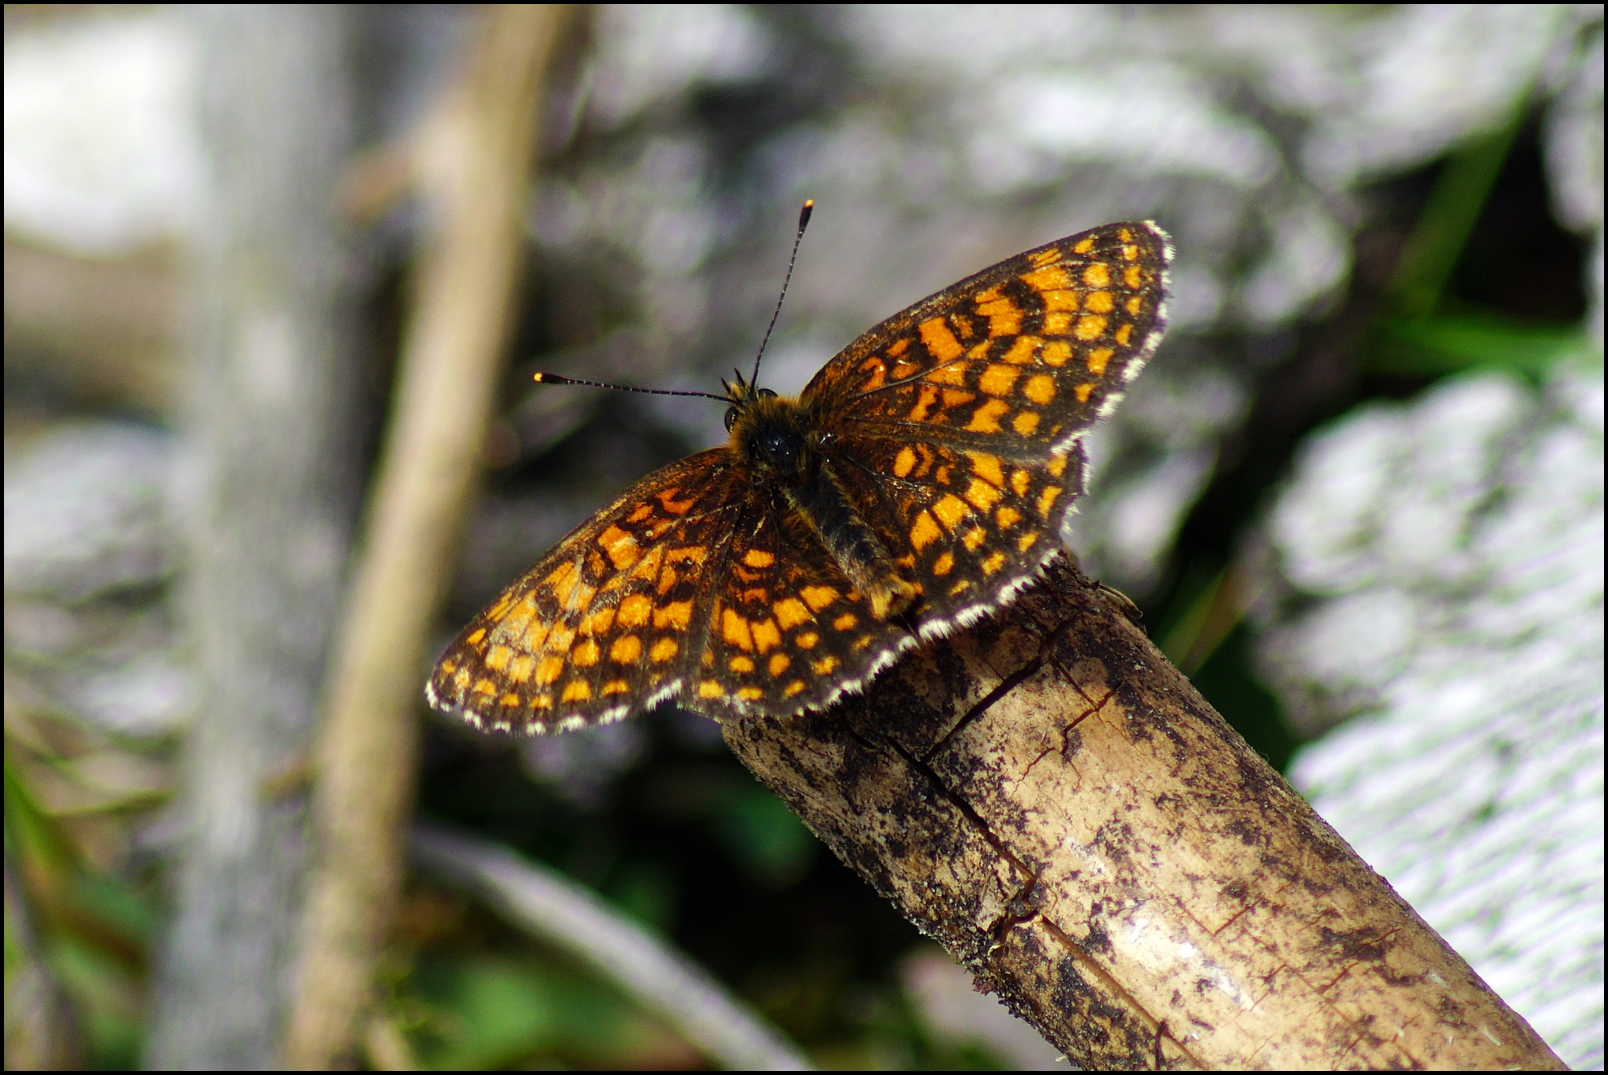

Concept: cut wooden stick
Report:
left=724, top=554, right=1564, bottom=1070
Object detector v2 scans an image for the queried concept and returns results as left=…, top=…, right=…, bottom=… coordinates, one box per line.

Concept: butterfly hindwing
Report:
left=427, top=450, right=744, bottom=732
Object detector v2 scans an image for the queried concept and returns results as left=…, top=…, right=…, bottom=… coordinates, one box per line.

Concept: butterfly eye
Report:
left=724, top=406, right=739, bottom=432
left=759, top=388, right=777, bottom=399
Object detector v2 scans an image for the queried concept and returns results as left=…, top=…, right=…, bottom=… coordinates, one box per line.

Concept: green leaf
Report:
left=1374, top=312, right=1599, bottom=377
left=1384, top=106, right=1523, bottom=319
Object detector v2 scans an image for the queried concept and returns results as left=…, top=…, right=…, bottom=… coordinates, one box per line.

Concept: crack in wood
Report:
left=922, top=651, right=1047, bottom=764
left=880, top=734, right=1037, bottom=889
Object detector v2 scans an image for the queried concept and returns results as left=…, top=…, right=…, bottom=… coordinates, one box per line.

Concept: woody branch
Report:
left=723, top=554, right=1564, bottom=1070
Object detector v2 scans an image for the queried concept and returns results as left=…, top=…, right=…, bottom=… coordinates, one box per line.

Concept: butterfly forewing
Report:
left=804, top=220, right=1170, bottom=457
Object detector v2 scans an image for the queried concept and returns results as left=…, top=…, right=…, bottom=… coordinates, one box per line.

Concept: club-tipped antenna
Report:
left=530, top=372, right=728, bottom=403
left=750, top=198, right=814, bottom=387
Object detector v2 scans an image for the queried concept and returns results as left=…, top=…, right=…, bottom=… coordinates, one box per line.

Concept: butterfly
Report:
left=427, top=218, right=1171, bottom=733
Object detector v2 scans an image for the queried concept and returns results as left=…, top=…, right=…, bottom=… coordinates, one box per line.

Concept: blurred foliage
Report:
left=5, top=708, right=165, bottom=1069
left=1156, top=563, right=1295, bottom=773
left=1386, top=107, right=1526, bottom=322
left=377, top=868, right=1018, bottom=1069
left=404, top=950, right=695, bottom=1069
left=1371, top=106, right=1599, bottom=380
left=411, top=709, right=942, bottom=1065
left=1147, top=103, right=1594, bottom=770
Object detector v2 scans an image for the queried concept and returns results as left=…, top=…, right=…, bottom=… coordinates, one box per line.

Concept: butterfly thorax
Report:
left=727, top=390, right=918, bottom=620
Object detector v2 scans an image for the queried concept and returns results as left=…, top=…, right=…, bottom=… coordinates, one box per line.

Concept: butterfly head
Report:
left=720, top=367, right=781, bottom=430
left=722, top=369, right=812, bottom=474
left=720, top=367, right=761, bottom=416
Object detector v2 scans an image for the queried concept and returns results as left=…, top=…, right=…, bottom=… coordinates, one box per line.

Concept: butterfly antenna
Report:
left=531, top=372, right=728, bottom=403
left=750, top=198, right=814, bottom=387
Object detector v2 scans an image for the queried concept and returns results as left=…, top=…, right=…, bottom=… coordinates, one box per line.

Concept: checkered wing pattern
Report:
left=427, top=450, right=748, bottom=733
left=824, top=435, right=1088, bottom=633
left=804, top=220, right=1170, bottom=456
left=690, top=495, right=911, bottom=718
left=799, top=219, right=1170, bottom=636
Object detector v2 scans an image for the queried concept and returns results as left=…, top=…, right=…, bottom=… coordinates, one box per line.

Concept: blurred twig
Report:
left=360, top=1011, right=421, bottom=1072
left=412, top=824, right=814, bottom=1071
left=282, top=7, right=572, bottom=1067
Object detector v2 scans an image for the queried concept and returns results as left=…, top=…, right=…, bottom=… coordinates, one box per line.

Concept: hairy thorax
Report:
left=726, top=392, right=917, bottom=619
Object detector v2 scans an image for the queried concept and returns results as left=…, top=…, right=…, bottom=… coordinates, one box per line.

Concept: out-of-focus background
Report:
left=4, top=5, right=1601, bottom=1069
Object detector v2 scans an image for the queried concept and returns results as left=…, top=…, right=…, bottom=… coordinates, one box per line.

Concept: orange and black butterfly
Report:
left=427, top=216, right=1171, bottom=733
